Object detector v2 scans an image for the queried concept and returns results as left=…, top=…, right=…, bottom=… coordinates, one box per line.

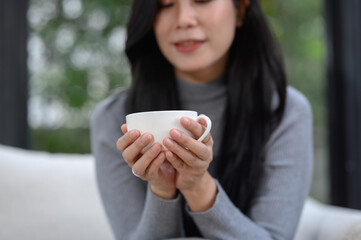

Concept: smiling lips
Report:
left=174, top=39, right=204, bottom=53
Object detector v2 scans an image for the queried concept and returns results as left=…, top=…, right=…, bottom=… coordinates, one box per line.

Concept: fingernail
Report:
left=166, top=151, right=173, bottom=159
left=157, top=152, right=165, bottom=161
left=150, top=144, right=160, bottom=153
left=129, top=130, right=138, bottom=139
left=141, top=134, right=151, bottom=144
left=182, top=117, right=191, bottom=126
left=171, top=129, right=181, bottom=139
left=165, top=138, right=174, bottom=147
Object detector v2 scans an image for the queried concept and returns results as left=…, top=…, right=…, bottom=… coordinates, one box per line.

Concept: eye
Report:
left=158, top=0, right=174, bottom=9
left=158, top=3, right=173, bottom=9
left=195, top=0, right=212, bottom=3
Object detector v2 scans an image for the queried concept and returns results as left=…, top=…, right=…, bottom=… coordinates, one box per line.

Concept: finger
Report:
left=165, top=150, right=190, bottom=173
left=198, top=118, right=207, bottom=126
left=168, top=129, right=211, bottom=161
left=200, top=132, right=213, bottom=145
left=180, top=117, right=206, bottom=140
left=163, top=137, right=202, bottom=168
left=122, top=133, right=153, bottom=165
left=180, top=117, right=213, bottom=145
left=121, top=124, right=128, bottom=134
left=159, top=160, right=176, bottom=178
left=116, top=129, right=140, bottom=151
left=132, top=143, right=162, bottom=177
left=146, top=152, right=166, bottom=178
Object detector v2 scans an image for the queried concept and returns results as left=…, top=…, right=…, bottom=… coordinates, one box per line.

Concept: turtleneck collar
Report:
left=176, top=75, right=227, bottom=102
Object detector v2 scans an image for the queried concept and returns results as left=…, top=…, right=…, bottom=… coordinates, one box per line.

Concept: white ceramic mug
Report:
left=126, top=110, right=212, bottom=151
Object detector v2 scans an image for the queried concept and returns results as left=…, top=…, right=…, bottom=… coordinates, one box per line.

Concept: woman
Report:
left=91, top=0, right=313, bottom=239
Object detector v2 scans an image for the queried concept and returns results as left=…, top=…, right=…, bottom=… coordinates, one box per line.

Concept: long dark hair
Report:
left=125, top=0, right=286, bottom=215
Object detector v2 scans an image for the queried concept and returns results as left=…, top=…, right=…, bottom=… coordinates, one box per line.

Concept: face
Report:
left=154, top=0, right=241, bottom=83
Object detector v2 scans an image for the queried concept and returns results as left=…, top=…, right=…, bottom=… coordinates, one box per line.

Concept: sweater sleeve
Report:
left=90, top=93, right=183, bottom=240
left=187, top=87, right=314, bottom=240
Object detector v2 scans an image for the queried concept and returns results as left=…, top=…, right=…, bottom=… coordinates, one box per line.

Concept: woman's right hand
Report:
left=116, top=124, right=177, bottom=199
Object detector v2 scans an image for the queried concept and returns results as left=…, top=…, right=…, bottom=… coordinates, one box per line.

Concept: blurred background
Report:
left=1, top=0, right=360, bottom=209
left=26, top=0, right=328, bottom=202
left=26, top=0, right=326, bottom=153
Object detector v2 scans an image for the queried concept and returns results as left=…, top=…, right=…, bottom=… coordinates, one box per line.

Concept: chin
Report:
left=174, top=63, right=208, bottom=73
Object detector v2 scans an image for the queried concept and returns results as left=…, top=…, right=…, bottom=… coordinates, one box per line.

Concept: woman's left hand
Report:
left=163, top=116, right=217, bottom=212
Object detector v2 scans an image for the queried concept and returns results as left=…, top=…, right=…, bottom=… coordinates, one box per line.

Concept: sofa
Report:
left=1, top=144, right=361, bottom=240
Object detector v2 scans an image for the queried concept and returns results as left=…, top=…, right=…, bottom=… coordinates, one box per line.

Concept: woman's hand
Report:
left=116, top=124, right=177, bottom=199
left=163, top=117, right=218, bottom=211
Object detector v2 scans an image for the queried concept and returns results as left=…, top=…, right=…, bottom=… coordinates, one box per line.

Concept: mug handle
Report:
left=194, top=115, right=212, bottom=142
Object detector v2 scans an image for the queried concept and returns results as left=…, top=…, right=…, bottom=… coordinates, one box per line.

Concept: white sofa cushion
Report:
left=1, top=144, right=361, bottom=240
left=294, top=195, right=361, bottom=240
left=0, top=144, right=113, bottom=240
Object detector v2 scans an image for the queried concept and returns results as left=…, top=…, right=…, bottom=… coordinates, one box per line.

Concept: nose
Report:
left=176, top=2, right=197, bottom=29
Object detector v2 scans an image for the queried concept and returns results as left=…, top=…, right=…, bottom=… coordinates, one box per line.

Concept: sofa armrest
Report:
left=295, top=198, right=361, bottom=240
left=0, top=144, right=113, bottom=240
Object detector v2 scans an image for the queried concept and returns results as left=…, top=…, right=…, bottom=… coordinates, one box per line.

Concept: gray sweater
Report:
left=90, top=77, right=313, bottom=240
